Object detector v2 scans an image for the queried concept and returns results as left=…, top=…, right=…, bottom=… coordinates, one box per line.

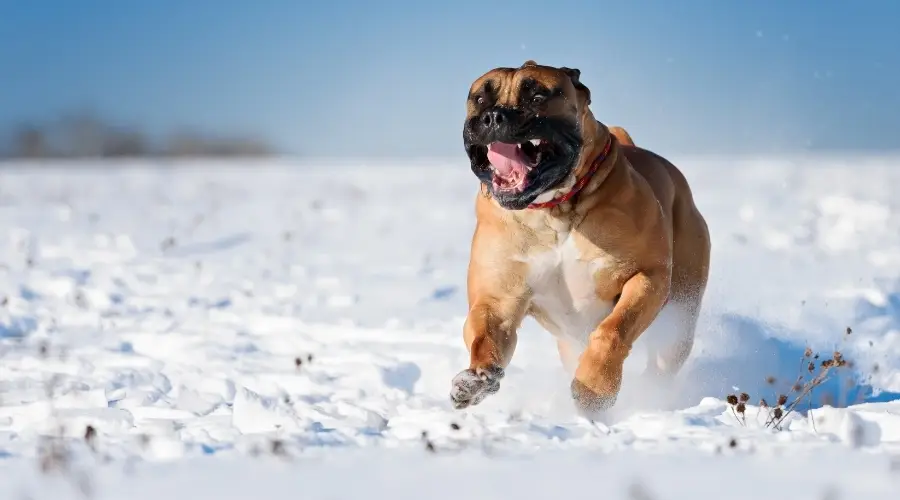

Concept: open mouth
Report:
left=464, top=113, right=583, bottom=210
left=479, top=139, right=555, bottom=193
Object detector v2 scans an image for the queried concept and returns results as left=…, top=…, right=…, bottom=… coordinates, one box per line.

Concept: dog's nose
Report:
left=481, top=109, right=505, bottom=129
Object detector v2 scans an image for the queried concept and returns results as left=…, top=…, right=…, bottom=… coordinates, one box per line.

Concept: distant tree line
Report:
left=0, top=112, right=277, bottom=159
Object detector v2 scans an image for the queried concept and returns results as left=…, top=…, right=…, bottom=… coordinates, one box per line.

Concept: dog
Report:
left=450, top=60, right=711, bottom=416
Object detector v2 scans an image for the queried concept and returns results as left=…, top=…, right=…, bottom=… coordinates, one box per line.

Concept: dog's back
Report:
left=609, top=126, right=635, bottom=147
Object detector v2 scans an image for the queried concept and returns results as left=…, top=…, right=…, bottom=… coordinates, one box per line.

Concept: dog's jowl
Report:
left=451, top=60, right=711, bottom=416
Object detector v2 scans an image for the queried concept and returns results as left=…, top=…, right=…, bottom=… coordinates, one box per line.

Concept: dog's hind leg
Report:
left=642, top=298, right=701, bottom=377
left=556, top=338, right=581, bottom=376
left=646, top=172, right=711, bottom=378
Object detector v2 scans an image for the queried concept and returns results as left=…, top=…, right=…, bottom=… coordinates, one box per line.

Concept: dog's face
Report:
left=463, top=61, right=592, bottom=210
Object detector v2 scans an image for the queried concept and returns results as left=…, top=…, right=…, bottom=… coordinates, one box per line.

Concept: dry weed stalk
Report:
left=726, top=328, right=854, bottom=430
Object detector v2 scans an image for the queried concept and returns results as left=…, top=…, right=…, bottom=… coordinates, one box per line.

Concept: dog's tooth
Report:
left=529, top=139, right=542, bottom=147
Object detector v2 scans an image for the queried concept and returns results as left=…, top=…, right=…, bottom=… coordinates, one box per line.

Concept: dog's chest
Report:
left=521, top=234, right=616, bottom=346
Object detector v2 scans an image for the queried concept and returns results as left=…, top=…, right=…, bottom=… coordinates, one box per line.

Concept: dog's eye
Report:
left=475, top=95, right=485, bottom=105
left=531, top=94, right=546, bottom=104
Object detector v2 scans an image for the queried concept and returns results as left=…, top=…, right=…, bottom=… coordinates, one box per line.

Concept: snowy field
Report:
left=1, top=156, right=900, bottom=498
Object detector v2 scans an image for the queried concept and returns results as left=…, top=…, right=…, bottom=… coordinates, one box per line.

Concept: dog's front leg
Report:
left=450, top=295, right=528, bottom=409
left=450, top=224, right=530, bottom=410
left=571, top=267, right=671, bottom=414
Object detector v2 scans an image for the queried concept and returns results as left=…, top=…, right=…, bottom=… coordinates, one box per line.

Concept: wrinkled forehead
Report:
left=468, top=66, right=573, bottom=103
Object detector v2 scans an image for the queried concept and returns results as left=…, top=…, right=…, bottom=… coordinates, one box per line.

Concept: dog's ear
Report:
left=521, top=60, right=538, bottom=68
left=560, top=66, right=591, bottom=105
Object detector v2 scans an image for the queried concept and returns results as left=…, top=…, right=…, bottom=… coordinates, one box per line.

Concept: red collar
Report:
left=527, top=134, right=613, bottom=210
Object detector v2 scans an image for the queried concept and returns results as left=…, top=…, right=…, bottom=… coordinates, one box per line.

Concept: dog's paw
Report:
left=450, top=366, right=504, bottom=409
left=570, top=378, right=617, bottom=418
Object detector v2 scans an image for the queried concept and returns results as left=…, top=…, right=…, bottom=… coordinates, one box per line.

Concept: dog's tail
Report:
left=609, top=126, right=635, bottom=147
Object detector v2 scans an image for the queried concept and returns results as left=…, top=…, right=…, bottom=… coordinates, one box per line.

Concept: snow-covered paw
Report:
left=450, top=366, right=504, bottom=409
left=570, top=379, right=617, bottom=419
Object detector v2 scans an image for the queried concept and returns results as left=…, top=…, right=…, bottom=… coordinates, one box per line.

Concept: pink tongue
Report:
left=487, top=142, right=528, bottom=177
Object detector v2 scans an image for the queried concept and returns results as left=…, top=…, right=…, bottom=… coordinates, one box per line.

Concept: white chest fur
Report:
left=521, top=234, right=615, bottom=348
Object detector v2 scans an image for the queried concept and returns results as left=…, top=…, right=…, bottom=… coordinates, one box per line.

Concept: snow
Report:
left=1, top=155, right=900, bottom=498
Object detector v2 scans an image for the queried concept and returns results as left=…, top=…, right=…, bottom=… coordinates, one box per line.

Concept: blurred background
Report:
left=2, top=0, right=899, bottom=161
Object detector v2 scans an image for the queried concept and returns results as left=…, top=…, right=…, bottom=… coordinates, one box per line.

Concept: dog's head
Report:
left=463, top=60, right=594, bottom=210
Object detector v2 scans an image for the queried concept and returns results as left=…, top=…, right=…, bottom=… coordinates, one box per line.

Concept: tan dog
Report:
left=450, top=61, right=711, bottom=416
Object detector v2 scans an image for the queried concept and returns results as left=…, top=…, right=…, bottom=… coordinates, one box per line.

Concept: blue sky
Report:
left=2, top=0, right=899, bottom=157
